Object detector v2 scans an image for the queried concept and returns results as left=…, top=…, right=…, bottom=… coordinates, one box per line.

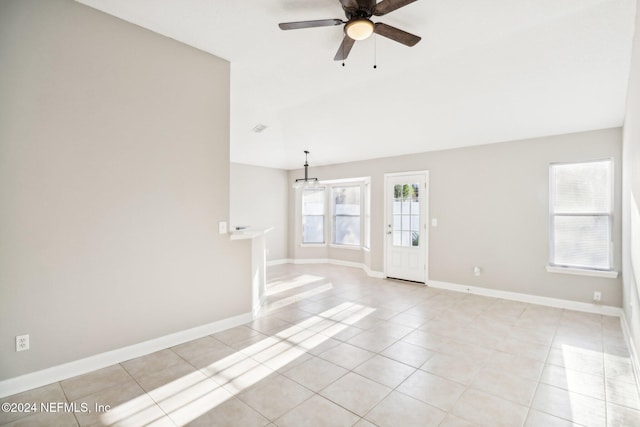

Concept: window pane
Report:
left=553, top=216, right=610, bottom=269
left=302, top=188, right=325, bottom=244
left=411, top=199, right=420, bottom=215
left=334, top=186, right=361, bottom=245
left=393, top=215, right=401, bottom=231
left=302, top=188, right=324, bottom=215
left=393, top=199, right=401, bottom=214
left=302, top=215, right=324, bottom=243
left=412, top=183, right=420, bottom=198
left=336, top=204, right=360, bottom=215
left=412, top=232, right=420, bottom=247
left=402, top=215, right=410, bottom=231
left=402, top=199, right=410, bottom=214
left=334, top=187, right=361, bottom=215
left=552, top=161, right=611, bottom=213
left=335, top=217, right=360, bottom=245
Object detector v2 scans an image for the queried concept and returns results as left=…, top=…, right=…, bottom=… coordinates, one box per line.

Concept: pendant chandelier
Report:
left=293, top=150, right=319, bottom=188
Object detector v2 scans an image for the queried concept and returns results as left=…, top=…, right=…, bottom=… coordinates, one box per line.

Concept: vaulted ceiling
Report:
left=77, top=0, right=637, bottom=169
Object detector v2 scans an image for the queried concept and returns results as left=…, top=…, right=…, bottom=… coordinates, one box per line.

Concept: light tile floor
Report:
left=2, top=263, right=640, bottom=426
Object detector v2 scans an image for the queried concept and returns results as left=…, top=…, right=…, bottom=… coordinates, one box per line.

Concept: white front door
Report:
left=385, top=172, right=428, bottom=283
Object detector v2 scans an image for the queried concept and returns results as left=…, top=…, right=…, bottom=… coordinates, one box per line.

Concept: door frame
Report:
left=383, top=170, right=429, bottom=282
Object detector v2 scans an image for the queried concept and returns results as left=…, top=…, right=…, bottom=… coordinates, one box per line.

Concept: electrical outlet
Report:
left=16, top=334, right=29, bottom=352
left=593, top=291, right=602, bottom=303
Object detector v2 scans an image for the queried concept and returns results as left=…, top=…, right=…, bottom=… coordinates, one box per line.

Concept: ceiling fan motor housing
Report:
left=343, top=0, right=376, bottom=20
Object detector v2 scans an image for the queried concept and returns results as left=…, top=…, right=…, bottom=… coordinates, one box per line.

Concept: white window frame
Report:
left=547, top=159, right=618, bottom=278
left=299, top=178, right=370, bottom=250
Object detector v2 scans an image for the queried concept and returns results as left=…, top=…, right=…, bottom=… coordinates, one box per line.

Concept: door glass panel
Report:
left=401, top=215, right=410, bottom=230
left=392, top=181, right=421, bottom=248
left=393, top=215, right=401, bottom=230
left=411, top=199, right=419, bottom=215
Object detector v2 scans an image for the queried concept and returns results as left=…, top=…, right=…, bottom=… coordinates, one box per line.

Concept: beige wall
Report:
left=0, top=0, right=251, bottom=380
left=230, top=163, right=289, bottom=261
left=290, top=128, right=623, bottom=306
left=622, top=0, right=640, bottom=369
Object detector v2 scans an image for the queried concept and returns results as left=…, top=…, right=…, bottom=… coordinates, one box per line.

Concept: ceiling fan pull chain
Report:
left=373, top=33, right=377, bottom=69
left=342, top=39, right=346, bottom=67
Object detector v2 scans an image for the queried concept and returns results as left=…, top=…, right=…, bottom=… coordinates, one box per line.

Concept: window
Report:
left=364, top=181, right=371, bottom=249
left=333, top=186, right=361, bottom=246
left=299, top=178, right=370, bottom=248
left=302, top=188, right=325, bottom=244
left=549, top=159, right=613, bottom=271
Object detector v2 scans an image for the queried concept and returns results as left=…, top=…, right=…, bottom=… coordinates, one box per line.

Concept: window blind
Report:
left=549, top=160, right=612, bottom=270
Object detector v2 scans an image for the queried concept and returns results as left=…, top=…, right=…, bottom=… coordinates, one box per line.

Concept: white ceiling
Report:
left=77, top=0, right=636, bottom=170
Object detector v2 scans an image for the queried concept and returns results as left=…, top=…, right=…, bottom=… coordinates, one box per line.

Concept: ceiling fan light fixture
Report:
left=345, top=19, right=374, bottom=41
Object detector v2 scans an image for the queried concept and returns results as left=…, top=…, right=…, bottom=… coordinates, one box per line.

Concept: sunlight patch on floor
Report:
left=558, top=343, right=608, bottom=424
left=266, top=274, right=325, bottom=296
left=265, top=282, right=334, bottom=312
left=98, top=393, right=166, bottom=426
left=102, top=301, right=376, bottom=426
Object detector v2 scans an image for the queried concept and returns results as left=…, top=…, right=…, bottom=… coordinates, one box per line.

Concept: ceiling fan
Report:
left=278, top=0, right=421, bottom=61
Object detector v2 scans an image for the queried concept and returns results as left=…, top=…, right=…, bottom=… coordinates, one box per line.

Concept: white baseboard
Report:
left=253, top=294, right=267, bottom=317
left=266, top=258, right=292, bottom=266
left=276, top=260, right=622, bottom=316
left=292, top=257, right=330, bottom=265
left=620, top=310, right=640, bottom=393
left=288, top=258, right=384, bottom=279
left=0, top=312, right=253, bottom=399
left=427, top=280, right=623, bottom=317
left=364, top=266, right=385, bottom=279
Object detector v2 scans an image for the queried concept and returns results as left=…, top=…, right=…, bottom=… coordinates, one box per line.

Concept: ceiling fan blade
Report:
left=334, top=35, right=356, bottom=61
left=373, top=0, right=418, bottom=16
left=279, top=19, right=343, bottom=30
left=374, top=22, right=421, bottom=46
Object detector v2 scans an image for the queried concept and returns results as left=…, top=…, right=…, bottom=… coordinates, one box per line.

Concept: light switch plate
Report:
left=218, top=221, right=227, bottom=234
